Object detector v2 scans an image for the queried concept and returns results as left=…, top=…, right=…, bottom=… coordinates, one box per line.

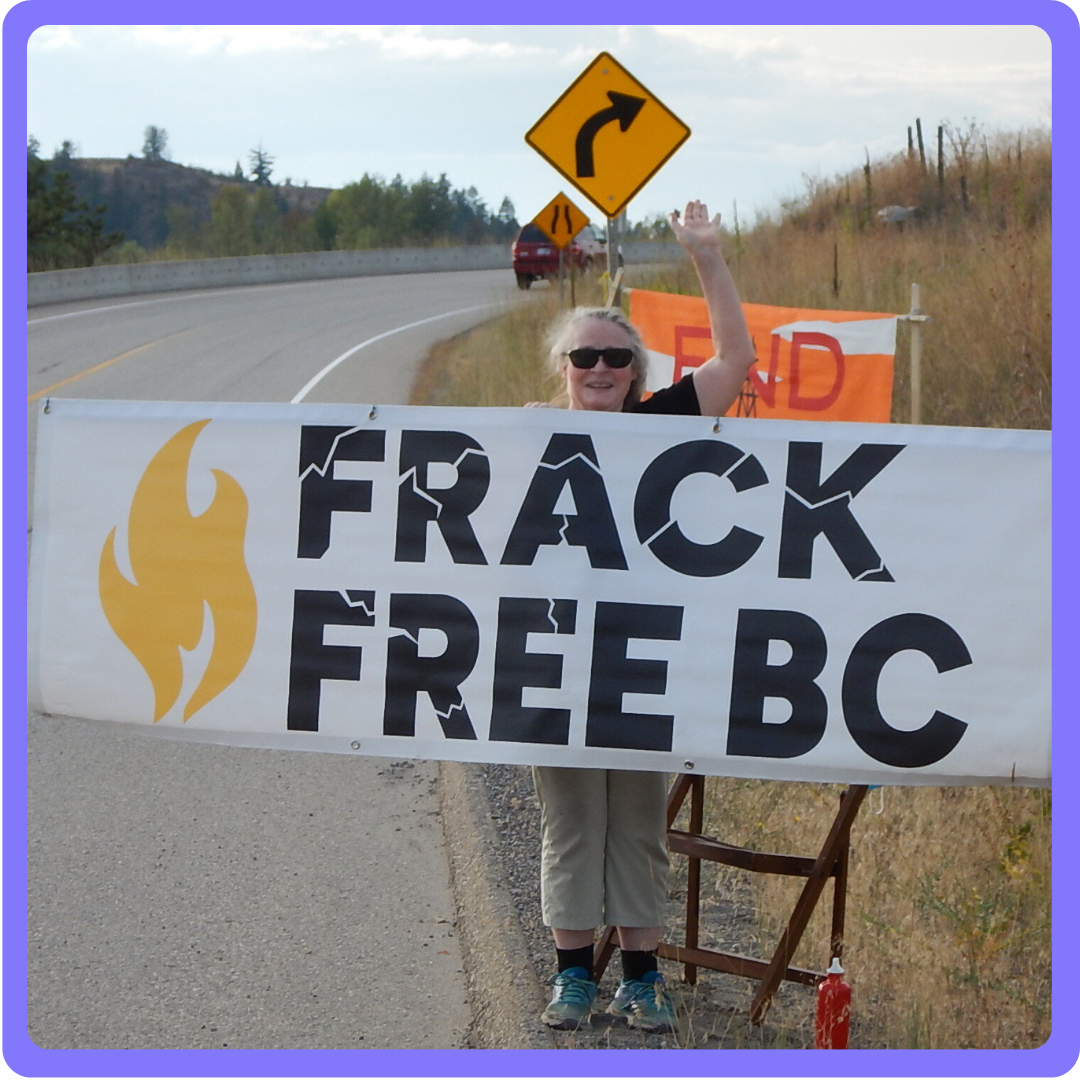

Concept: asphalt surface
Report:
left=24, top=269, right=533, bottom=1050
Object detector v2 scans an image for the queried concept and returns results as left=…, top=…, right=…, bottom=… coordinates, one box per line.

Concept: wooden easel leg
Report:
left=685, top=775, right=705, bottom=985
left=830, top=791, right=852, bottom=962
left=593, top=925, right=618, bottom=981
left=749, top=786, right=868, bottom=1023
left=665, top=773, right=694, bottom=826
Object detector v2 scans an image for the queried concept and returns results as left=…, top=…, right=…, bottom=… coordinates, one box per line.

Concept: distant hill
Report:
left=34, top=151, right=520, bottom=264
left=64, top=156, right=332, bottom=250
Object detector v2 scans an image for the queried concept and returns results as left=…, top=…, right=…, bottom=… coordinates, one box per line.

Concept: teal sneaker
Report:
left=540, top=967, right=597, bottom=1030
left=607, top=969, right=679, bottom=1034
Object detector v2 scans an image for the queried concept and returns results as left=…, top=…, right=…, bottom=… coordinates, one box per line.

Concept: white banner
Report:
left=28, top=399, right=1051, bottom=787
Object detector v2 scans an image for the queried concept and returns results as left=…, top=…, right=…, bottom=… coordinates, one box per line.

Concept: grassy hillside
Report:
left=38, top=153, right=519, bottom=267
left=644, top=123, right=1051, bottom=430
left=410, top=122, right=1052, bottom=1049
left=59, top=155, right=331, bottom=253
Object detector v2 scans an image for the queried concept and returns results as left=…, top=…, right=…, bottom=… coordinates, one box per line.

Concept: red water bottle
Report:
left=815, top=958, right=850, bottom=1049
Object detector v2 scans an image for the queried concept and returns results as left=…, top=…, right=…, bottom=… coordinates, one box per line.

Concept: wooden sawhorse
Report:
left=594, top=774, right=869, bottom=1023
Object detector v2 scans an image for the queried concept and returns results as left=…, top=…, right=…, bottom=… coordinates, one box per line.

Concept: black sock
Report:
left=621, top=949, right=658, bottom=982
left=556, top=945, right=595, bottom=980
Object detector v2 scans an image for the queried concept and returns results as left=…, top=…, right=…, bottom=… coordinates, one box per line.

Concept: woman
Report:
left=530, top=200, right=757, bottom=1034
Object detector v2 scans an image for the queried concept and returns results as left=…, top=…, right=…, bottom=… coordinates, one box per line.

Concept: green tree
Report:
left=495, top=196, right=518, bottom=240
left=626, top=212, right=673, bottom=240
left=447, top=185, right=488, bottom=244
left=162, top=203, right=201, bottom=257
left=53, top=139, right=75, bottom=167
left=280, top=204, right=318, bottom=253
left=142, top=125, right=168, bottom=160
left=249, top=145, right=274, bottom=187
left=325, top=174, right=387, bottom=248
left=312, top=200, right=337, bottom=249
left=250, top=186, right=283, bottom=252
left=28, top=138, right=122, bottom=269
left=207, top=184, right=253, bottom=255
left=67, top=200, right=125, bottom=265
left=404, top=172, right=454, bottom=243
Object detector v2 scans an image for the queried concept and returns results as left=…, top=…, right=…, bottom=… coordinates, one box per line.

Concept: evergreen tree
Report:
left=249, top=146, right=274, bottom=186
left=27, top=137, right=122, bottom=269
left=404, top=172, right=454, bottom=242
left=495, top=196, right=518, bottom=239
left=142, top=126, right=168, bottom=160
left=313, top=201, right=337, bottom=249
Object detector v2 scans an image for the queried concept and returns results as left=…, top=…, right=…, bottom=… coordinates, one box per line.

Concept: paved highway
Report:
left=25, top=268, right=526, bottom=1050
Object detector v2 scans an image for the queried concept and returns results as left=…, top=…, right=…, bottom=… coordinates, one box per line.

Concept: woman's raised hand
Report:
left=669, top=200, right=722, bottom=258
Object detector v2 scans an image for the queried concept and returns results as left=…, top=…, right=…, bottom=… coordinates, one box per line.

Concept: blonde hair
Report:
left=544, top=307, right=649, bottom=410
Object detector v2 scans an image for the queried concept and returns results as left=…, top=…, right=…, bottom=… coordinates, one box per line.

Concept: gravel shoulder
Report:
left=441, top=760, right=822, bottom=1051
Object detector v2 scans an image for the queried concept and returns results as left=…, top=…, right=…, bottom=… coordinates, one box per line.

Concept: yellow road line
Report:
left=28, top=334, right=180, bottom=404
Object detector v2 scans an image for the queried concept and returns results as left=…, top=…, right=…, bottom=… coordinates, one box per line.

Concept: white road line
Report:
left=28, top=292, right=224, bottom=325
left=290, top=302, right=503, bottom=404
left=26, top=281, right=306, bottom=325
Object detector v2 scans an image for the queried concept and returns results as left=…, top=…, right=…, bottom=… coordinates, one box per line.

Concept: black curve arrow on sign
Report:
left=575, top=91, right=646, bottom=178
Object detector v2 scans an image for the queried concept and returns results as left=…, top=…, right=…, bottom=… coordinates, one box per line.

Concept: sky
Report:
left=26, top=23, right=1054, bottom=229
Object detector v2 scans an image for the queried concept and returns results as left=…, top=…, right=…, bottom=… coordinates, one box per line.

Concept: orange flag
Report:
left=630, top=289, right=898, bottom=423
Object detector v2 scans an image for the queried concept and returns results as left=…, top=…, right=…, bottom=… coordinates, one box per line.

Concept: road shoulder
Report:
left=437, top=760, right=555, bottom=1050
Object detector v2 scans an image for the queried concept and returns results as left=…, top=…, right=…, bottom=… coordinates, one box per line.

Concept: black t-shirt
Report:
left=628, top=373, right=700, bottom=416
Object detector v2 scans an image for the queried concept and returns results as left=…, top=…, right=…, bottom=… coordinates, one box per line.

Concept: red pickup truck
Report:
left=511, top=223, right=605, bottom=289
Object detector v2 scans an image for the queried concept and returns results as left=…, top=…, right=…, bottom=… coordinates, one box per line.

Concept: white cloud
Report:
left=24, top=23, right=1054, bottom=223
left=127, top=25, right=361, bottom=55
left=49, top=24, right=547, bottom=61
left=654, top=24, right=1050, bottom=88
left=27, top=25, right=80, bottom=49
left=371, top=26, right=543, bottom=61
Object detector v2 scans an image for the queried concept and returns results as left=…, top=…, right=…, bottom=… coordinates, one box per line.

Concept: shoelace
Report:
left=628, top=978, right=671, bottom=1012
left=554, top=975, right=593, bottom=1005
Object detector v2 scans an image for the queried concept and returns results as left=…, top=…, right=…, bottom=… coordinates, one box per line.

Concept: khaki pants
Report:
left=532, top=766, right=669, bottom=930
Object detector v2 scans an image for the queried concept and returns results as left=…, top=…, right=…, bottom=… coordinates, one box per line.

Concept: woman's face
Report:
left=561, top=317, right=636, bottom=412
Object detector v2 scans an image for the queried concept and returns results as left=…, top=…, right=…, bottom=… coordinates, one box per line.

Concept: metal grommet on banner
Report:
left=350, top=741, right=361, bottom=750
left=43, top=398, right=51, bottom=414
left=712, top=418, right=721, bottom=433
left=368, top=406, right=378, bottom=421
left=684, top=760, right=695, bottom=770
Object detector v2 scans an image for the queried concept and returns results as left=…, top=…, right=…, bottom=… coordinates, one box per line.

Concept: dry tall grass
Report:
left=647, top=126, right=1051, bottom=430
left=693, top=780, right=1051, bottom=1048
left=410, top=124, right=1052, bottom=1049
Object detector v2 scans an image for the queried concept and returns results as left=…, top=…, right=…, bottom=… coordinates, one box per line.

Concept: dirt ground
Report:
left=477, top=763, right=828, bottom=1050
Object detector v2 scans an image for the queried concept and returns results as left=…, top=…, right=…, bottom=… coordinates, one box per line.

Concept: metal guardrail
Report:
left=27, top=241, right=687, bottom=307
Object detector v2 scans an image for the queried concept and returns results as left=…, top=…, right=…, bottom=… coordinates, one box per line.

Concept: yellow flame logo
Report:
left=99, top=420, right=258, bottom=721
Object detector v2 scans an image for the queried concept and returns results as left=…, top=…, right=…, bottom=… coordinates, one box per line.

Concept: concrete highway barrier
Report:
left=26, top=242, right=686, bottom=307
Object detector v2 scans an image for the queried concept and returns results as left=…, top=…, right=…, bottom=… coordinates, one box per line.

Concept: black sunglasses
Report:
left=565, top=346, right=635, bottom=369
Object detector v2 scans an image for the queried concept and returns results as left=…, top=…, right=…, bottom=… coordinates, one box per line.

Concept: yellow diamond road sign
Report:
left=532, top=192, right=590, bottom=249
left=525, top=52, right=690, bottom=220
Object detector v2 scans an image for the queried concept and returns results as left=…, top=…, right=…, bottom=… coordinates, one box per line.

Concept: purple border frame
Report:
left=7, top=2, right=1075, bottom=1076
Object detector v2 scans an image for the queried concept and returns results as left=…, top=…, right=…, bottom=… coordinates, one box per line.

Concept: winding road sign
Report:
left=525, top=52, right=690, bottom=219
left=532, top=192, right=590, bottom=249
